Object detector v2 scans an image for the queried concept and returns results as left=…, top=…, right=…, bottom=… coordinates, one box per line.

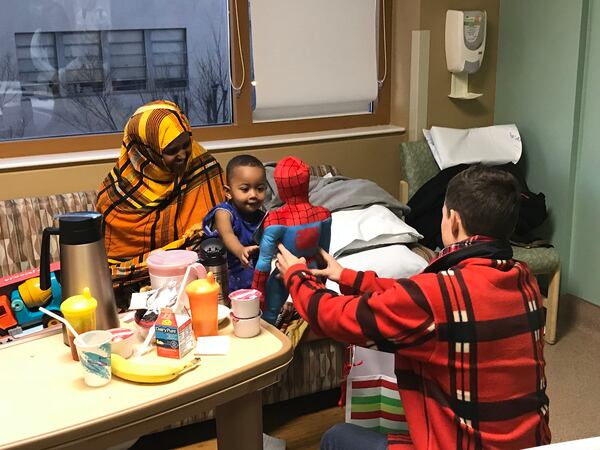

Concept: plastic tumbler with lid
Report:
left=146, top=249, right=199, bottom=289
left=186, top=273, right=219, bottom=337
left=60, top=287, right=98, bottom=361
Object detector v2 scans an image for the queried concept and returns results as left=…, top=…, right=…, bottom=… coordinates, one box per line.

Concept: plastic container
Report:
left=60, top=287, right=98, bottom=361
left=186, top=272, right=219, bottom=338
left=230, top=311, right=262, bottom=338
left=229, top=289, right=261, bottom=319
left=146, top=250, right=199, bottom=289
left=108, top=327, right=136, bottom=359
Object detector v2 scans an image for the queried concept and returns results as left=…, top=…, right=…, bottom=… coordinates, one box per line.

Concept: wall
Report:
left=0, top=134, right=404, bottom=200
left=494, top=1, right=588, bottom=300
left=421, top=0, right=499, bottom=128
left=569, top=1, right=600, bottom=303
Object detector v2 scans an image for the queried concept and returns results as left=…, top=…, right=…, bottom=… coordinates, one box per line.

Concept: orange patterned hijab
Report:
left=96, top=100, right=224, bottom=261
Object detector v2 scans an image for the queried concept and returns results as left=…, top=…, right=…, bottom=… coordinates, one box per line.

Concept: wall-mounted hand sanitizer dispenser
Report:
left=445, top=10, right=487, bottom=99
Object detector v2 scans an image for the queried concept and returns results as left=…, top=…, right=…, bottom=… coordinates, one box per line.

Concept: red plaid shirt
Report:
left=284, top=239, right=550, bottom=450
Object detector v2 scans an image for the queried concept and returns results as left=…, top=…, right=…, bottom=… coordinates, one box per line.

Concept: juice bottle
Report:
left=185, top=272, right=219, bottom=337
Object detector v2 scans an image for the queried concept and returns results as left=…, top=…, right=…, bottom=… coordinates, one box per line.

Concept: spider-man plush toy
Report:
left=252, top=157, right=331, bottom=324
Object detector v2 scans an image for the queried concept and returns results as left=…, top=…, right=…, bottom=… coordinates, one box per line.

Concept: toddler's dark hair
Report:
left=445, top=165, right=521, bottom=240
left=225, top=154, right=265, bottom=183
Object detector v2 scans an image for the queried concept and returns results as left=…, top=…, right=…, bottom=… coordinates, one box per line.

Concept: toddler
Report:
left=202, top=155, right=266, bottom=291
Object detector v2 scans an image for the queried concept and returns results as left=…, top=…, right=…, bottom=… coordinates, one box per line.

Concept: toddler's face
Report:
left=225, top=166, right=267, bottom=215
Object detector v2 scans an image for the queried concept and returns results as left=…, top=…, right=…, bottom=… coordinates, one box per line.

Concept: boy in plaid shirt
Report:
left=276, top=165, right=550, bottom=450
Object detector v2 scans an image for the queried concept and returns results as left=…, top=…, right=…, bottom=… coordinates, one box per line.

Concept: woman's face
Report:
left=162, top=132, right=192, bottom=176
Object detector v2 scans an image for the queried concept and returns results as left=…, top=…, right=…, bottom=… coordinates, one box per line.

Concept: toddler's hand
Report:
left=239, top=245, right=259, bottom=267
left=311, top=248, right=344, bottom=283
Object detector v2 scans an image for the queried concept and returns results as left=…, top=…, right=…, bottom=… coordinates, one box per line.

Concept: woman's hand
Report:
left=276, top=244, right=306, bottom=278
left=311, top=248, right=344, bottom=283
left=238, top=245, right=259, bottom=267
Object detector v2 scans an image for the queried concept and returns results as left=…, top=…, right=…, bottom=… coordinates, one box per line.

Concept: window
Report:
left=15, top=29, right=187, bottom=96
left=61, top=31, right=104, bottom=95
left=1, top=0, right=231, bottom=144
left=150, top=29, right=187, bottom=90
left=15, top=32, right=58, bottom=96
left=1, top=0, right=391, bottom=157
left=109, top=30, right=146, bottom=92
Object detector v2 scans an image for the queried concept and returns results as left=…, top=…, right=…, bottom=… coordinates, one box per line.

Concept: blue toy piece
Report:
left=10, top=273, right=62, bottom=329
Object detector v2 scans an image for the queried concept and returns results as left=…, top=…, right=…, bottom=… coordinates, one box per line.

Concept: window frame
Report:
left=0, top=0, right=392, bottom=158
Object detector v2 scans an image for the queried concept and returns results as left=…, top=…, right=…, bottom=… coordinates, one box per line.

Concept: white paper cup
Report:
left=73, top=330, right=112, bottom=387
left=229, top=289, right=261, bottom=319
left=230, top=311, right=262, bottom=338
left=108, top=328, right=136, bottom=359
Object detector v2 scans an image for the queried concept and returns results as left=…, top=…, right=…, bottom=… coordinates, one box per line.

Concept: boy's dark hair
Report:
left=225, top=154, right=265, bottom=182
left=445, top=165, right=521, bottom=240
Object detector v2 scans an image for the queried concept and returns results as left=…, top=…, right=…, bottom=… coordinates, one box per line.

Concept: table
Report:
left=0, top=319, right=293, bottom=450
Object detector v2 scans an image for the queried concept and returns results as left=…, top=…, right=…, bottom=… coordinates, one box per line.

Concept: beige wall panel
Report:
left=0, top=134, right=404, bottom=201
left=421, top=0, right=500, bottom=128
left=391, top=0, right=422, bottom=127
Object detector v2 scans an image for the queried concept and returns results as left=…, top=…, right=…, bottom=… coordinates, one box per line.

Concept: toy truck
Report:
left=0, top=263, right=62, bottom=337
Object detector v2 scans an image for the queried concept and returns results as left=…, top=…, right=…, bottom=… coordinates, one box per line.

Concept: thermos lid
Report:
left=60, top=287, right=98, bottom=317
left=198, top=237, right=226, bottom=265
left=58, top=212, right=103, bottom=245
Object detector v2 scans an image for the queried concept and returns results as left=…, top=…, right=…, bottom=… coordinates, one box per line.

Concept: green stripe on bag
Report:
left=351, top=402, right=405, bottom=415
left=351, top=395, right=403, bottom=407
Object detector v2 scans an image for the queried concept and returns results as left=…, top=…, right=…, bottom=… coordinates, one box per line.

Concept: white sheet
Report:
left=423, top=124, right=522, bottom=170
left=329, top=205, right=422, bottom=258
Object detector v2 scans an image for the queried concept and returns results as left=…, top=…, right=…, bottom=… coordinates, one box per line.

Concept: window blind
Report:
left=249, top=0, right=378, bottom=122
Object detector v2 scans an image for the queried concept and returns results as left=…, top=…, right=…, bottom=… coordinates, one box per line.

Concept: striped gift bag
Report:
left=344, top=346, right=409, bottom=434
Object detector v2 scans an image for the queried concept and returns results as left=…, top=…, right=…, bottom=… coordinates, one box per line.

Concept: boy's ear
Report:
left=450, top=209, right=464, bottom=237
left=223, top=185, right=232, bottom=200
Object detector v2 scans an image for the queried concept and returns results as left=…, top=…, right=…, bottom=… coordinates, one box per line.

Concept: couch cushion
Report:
left=0, top=191, right=98, bottom=277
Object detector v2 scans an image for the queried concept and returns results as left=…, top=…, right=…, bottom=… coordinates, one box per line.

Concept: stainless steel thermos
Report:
left=198, top=237, right=229, bottom=306
left=40, top=212, right=119, bottom=344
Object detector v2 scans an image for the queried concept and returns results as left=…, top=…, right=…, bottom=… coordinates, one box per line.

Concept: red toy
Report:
left=252, top=157, right=331, bottom=325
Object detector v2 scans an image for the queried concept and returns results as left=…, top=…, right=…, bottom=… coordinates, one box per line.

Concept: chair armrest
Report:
left=399, top=180, right=409, bottom=205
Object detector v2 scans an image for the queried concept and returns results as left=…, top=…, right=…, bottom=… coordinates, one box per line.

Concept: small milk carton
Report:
left=155, top=307, right=194, bottom=359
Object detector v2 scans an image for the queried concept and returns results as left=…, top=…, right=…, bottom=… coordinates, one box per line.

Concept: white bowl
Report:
left=230, top=311, right=261, bottom=338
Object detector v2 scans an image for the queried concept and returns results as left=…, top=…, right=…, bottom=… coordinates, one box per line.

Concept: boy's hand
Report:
left=311, top=248, right=344, bottom=283
left=238, top=245, right=259, bottom=267
left=276, top=244, right=306, bottom=278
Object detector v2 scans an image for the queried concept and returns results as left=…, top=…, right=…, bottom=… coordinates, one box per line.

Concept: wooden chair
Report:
left=398, top=140, right=561, bottom=344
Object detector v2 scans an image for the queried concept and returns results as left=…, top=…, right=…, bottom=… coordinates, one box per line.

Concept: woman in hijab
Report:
left=96, top=100, right=224, bottom=280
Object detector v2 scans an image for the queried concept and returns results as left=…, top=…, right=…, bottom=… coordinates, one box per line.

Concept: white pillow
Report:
left=325, top=245, right=428, bottom=293
left=328, top=205, right=422, bottom=258
left=423, top=124, right=522, bottom=170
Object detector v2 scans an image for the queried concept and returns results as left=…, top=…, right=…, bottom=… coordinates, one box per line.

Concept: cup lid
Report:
left=108, top=328, right=134, bottom=342
left=60, top=287, right=97, bottom=316
left=146, top=250, right=198, bottom=276
left=186, top=272, right=220, bottom=295
left=229, top=289, right=262, bottom=301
